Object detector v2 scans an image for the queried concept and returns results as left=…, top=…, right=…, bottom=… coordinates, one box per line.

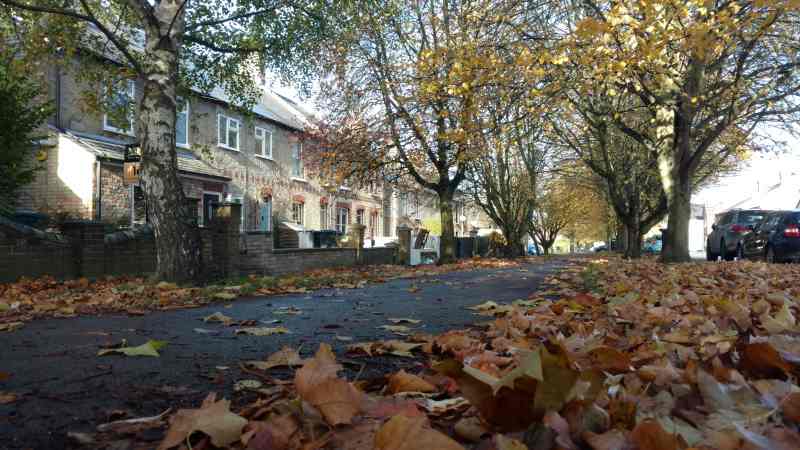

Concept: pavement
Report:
left=0, top=258, right=568, bottom=449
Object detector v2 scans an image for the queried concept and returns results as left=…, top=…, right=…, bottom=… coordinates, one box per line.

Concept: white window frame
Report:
left=292, top=202, right=304, bottom=226
left=336, top=207, right=349, bottom=234
left=320, top=205, right=329, bottom=230
left=217, top=114, right=240, bottom=151
left=254, top=126, right=273, bottom=159
left=291, top=142, right=305, bottom=179
left=103, top=79, right=136, bottom=136
left=356, top=209, right=365, bottom=225
left=176, top=99, right=190, bottom=149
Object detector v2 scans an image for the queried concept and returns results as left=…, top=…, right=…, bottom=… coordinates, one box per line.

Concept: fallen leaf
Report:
left=245, top=414, right=298, bottom=450
left=235, top=327, right=290, bottom=336
left=213, top=292, right=237, bottom=301
left=454, top=417, right=489, bottom=442
left=630, top=419, right=684, bottom=450
left=98, top=340, right=167, bottom=357
left=0, top=391, right=18, bottom=404
left=234, top=379, right=263, bottom=392
left=158, top=393, right=246, bottom=449
left=246, top=346, right=305, bottom=371
left=96, top=409, right=170, bottom=433
left=336, top=335, right=354, bottom=342
left=379, top=325, right=412, bottom=334
left=203, top=312, right=235, bottom=326
left=494, top=434, right=529, bottom=450
left=0, top=322, right=23, bottom=332
left=782, top=392, right=800, bottom=424
left=388, top=318, right=421, bottom=324
left=387, top=370, right=436, bottom=394
left=294, top=343, right=362, bottom=426
left=374, top=415, right=465, bottom=450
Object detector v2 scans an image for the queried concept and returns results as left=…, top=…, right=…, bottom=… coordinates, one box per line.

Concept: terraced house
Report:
left=18, top=59, right=391, bottom=244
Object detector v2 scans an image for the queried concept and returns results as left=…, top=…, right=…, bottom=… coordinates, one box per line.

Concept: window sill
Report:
left=218, top=144, right=240, bottom=152
left=291, top=177, right=308, bottom=183
left=255, top=154, right=274, bottom=161
left=103, top=125, right=135, bottom=137
left=177, top=143, right=190, bottom=150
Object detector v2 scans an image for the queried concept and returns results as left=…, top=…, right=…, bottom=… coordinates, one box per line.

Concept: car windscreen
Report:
left=738, top=212, right=766, bottom=225
left=789, top=213, right=800, bottom=224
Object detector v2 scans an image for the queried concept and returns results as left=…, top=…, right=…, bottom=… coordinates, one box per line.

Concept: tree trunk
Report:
left=139, top=11, right=201, bottom=281
left=659, top=152, right=692, bottom=263
left=624, top=223, right=642, bottom=259
left=616, top=224, right=628, bottom=254
left=542, top=242, right=552, bottom=255
left=438, top=191, right=457, bottom=264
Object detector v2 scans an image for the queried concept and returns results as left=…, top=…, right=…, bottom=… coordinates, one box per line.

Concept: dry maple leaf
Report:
left=158, top=393, right=246, bottom=450
left=294, top=343, right=362, bottom=426
left=246, top=346, right=305, bottom=371
left=374, top=415, right=465, bottom=450
left=387, top=370, right=436, bottom=394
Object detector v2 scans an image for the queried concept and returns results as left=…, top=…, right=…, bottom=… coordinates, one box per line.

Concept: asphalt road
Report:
left=0, top=258, right=567, bottom=449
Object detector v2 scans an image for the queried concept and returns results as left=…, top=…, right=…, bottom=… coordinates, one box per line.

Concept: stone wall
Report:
left=0, top=218, right=76, bottom=281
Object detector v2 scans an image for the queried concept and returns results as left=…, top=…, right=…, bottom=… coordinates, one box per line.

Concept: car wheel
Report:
left=766, top=246, right=776, bottom=263
left=736, top=244, right=744, bottom=260
left=706, top=246, right=717, bottom=261
left=720, top=240, right=730, bottom=261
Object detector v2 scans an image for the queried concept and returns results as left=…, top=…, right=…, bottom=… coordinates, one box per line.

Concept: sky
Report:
left=695, top=129, right=800, bottom=211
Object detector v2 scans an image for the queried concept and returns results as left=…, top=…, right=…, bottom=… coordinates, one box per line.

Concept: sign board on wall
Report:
left=123, top=162, right=140, bottom=185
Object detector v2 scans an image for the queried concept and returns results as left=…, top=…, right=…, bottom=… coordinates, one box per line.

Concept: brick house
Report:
left=18, top=58, right=388, bottom=241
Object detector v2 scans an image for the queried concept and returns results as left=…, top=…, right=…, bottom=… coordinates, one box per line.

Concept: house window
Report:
left=218, top=114, right=240, bottom=151
left=255, top=127, right=272, bottom=158
left=369, top=212, right=378, bottom=238
left=399, top=192, right=408, bottom=216
left=356, top=209, right=365, bottom=225
left=320, top=205, right=329, bottom=230
left=336, top=207, right=349, bottom=234
left=292, top=202, right=304, bottom=226
left=176, top=99, right=189, bottom=148
left=291, top=142, right=304, bottom=178
left=103, top=79, right=135, bottom=135
left=413, top=195, right=421, bottom=220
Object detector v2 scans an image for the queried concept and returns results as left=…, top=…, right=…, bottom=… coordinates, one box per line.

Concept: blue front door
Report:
left=259, top=200, right=271, bottom=232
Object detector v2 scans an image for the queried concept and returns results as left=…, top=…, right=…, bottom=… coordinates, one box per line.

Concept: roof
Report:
left=64, top=130, right=229, bottom=181
left=198, top=86, right=307, bottom=132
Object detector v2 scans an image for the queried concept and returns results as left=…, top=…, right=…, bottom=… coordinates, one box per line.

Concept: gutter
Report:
left=95, top=160, right=103, bottom=221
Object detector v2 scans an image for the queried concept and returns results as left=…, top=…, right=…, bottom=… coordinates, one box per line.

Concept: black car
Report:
left=706, top=209, right=770, bottom=261
left=741, top=210, right=800, bottom=263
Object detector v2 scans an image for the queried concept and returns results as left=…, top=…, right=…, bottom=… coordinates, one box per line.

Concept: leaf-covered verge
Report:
left=60, top=257, right=800, bottom=450
left=0, top=258, right=526, bottom=330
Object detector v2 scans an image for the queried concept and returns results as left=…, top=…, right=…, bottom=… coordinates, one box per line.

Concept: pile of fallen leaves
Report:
left=0, top=257, right=525, bottom=330
left=73, top=258, right=800, bottom=449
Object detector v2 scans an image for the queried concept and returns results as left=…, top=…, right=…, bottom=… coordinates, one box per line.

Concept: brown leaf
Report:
left=434, top=359, right=538, bottom=432
left=246, top=414, right=298, bottom=450
left=740, top=342, right=792, bottom=380
left=294, top=343, right=362, bottom=426
left=247, top=347, right=305, bottom=371
left=583, top=429, right=632, bottom=450
left=0, top=391, right=18, bottom=404
left=387, top=370, right=436, bottom=394
left=782, top=392, right=800, bottom=424
left=158, top=393, right=246, bottom=450
left=374, top=415, right=465, bottom=450
left=630, top=419, right=685, bottom=450
left=453, top=417, right=489, bottom=442
left=588, top=347, right=632, bottom=374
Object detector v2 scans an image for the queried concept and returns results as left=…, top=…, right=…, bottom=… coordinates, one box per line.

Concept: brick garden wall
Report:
left=0, top=204, right=398, bottom=283
left=0, top=218, right=76, bottom=281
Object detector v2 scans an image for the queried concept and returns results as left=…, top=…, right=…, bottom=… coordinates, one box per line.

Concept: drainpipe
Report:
left=95, top=161, right=102, bottom=221
left=55, top=65, right=63, bottom=130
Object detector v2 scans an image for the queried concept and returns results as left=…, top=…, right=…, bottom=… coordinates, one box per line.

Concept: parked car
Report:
left=593, top=244, right=608, bottom=252
left=643, top=237, right=662, bottom=254
left=706, top=209, right=770, bottom=261
left=740, top=210, right=800, bottom=262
